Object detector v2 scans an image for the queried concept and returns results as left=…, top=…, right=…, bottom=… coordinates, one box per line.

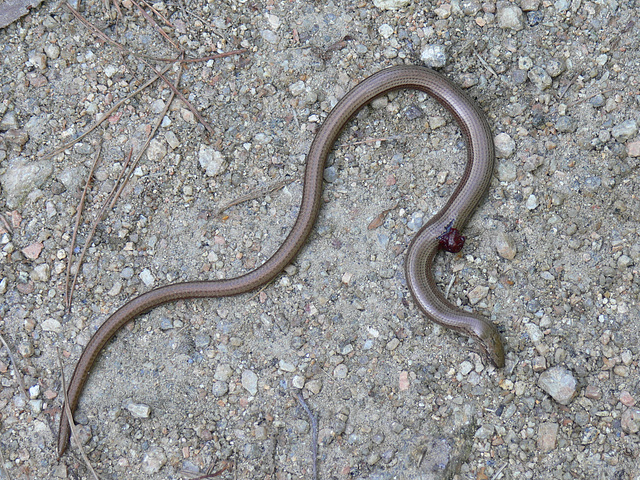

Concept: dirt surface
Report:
left=1, top=0, right=640, bottom=478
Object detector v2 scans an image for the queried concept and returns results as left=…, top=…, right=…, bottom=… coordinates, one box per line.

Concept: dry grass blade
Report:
left=57, top=349, right=102, bottom=479
left=0, top=213, right=12, bottom=234
left=152, top=51, right=247, bottom=63
left=67, top=64, right=181, bottom=306
left=367, top=203, right=397, bottom=230
left=0, top=333, right=28, bottom=400
left=64, top=145, right=102, bottom=311
left=138, top=57, right=215, bottom=135
left=140, top=0, right=174, bottom=28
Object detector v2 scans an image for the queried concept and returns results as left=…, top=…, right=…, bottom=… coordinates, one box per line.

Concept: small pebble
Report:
left=139, top=268, right=155, bottom=287
left=526, top=194, right=539, bottom=210
left=141, top=447, right=167, bottom=474
left=495, top=231, right=517, bottom=259
left=306, top=379, right=322, bottom=394
left=537, top=422, right=559, bottom=452
left=127, top=402, right=151, bottom=418
left=198, top=147, right=227, bottom=177
left=621, top=408, right=640, bottom=434
left=538, top=367, right=577, bottom=405
left=494, top=133, right=516, bottom=158
left=467, top=285, right=488, bottom=305
left=292, top=375, right=305, bottom=389
left=30, top=264, right=51, bottom=282
left=242, top=370, right=258, bottom=395
left=528, top=66, right=552, bottom=90
left=211, top=381, right=229, bottom=397
left=611, top=119, right=637, bottom=142
left=41, top=318, right=62, bottom=333
left=420, top=44, right=447, bottom=68
left=373, top=0, right=410, bottom=9
left=333, top=364, right=348, bottom=379
left=279, top=360, right=296, bottom=372
left=497, top=4, right=524, bottom=30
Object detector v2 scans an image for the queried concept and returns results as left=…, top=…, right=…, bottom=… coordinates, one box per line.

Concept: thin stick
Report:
left=0, top=446, right=11, bottom=480
left=444, top=274, right=456, bottom=300
left=40, top=63, right=173, bottom=160
left=140, top=0, right=174, bottom=28
left=558, top=73, right=579, bottom=100
left=64, top=1, right=169, bottom=63
left=0, top=333, right=28, bottom=400
left=0, top=213, right=12, bottom=234
left=181, top=460, right=234, bottom=479
left=65, top=2, right=215, bottom=135
left=65, top=145, right=102, bottom=311
left=295, top=391, right=318, bottom=480
left=57, top=348, right=102, bottom=479
left=67, top=63, right=181, bottom=306
left=567, top=88, right=615, bottom=108
left=215, top=175, right=299, bottom=216
left=491, top=462, right=508, bottom=480
left=137, top=56, right=215, bottom=135
left=475, top=52, right=498, bottom=78
left=155, top=51, right=247, bottom=63
left=130, top=0, right=179, bottom=50
left=110, top=61, right=182, bottom=209
left=67, top=148, right=133, bottom=308
left=335, top=133, right=420, bottom=149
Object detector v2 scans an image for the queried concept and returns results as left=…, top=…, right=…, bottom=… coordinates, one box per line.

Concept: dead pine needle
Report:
left=66, top=147, right=133, bottom=309
left=57, top=349, right=102, bottom=480
left=0, top=333, right=28, bottom=400
left=181, top=460, right=234, bottom=479
left=40, top=62, right=173, bottom=161
left=215, top=175, right=299, bottom=217
left=110, top=61, right=183, bottom=209
left=65, top=144, right=102, bottom=311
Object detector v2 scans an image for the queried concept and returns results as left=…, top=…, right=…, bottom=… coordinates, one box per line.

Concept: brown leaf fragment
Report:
left=367, top=203, right=397, bottom=230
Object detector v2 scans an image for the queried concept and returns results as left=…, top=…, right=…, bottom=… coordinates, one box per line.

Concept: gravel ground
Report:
left=1, top=0, right=640, bottom=478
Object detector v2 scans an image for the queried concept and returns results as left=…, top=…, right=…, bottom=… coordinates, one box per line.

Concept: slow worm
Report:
left=58, top=65, right=505, bottom=457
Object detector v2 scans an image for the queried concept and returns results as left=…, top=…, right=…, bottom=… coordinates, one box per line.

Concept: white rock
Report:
left=198, top=146, right=227, bottom=177
left=139, top=268, right=155, bottom=287
left=41, top=318, right=62, bottom=333
left=141, top=446, right=167, bottom=474
left=242, top=369, right=258, bottom=395
left=373, top=0, right=410, bottom=9
left=420, top=44, right=447, bottom=68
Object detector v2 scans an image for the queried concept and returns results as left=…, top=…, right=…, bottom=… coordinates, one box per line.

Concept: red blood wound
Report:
left=438, top=221, right=465, bottom=253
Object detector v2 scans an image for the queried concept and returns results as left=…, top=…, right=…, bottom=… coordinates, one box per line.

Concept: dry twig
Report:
left=57, top=349, right=102, bottom=479
left=215, top=176, right=299, bottom=217
left=67, top=148, right=133, bottom=308
left=0, top=447, right=11, bottom=480
left=110, top=61, right=182, bottom=209
left=130, top=0, right=179, bottom=50
left=64, top=145, right=102, bottom=311
left=181, top=460, right=234, bottom=479
left=0, top=333, right=28, bottom=400
left=40, top=63, right=173, bottom=161
left=63, top=1, right=236, bottom=136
